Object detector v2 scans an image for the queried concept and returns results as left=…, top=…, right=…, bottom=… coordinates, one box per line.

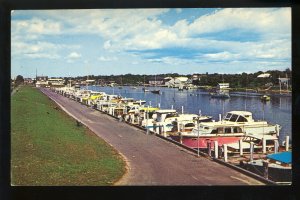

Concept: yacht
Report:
left=169, top=110, right=281, bottom=149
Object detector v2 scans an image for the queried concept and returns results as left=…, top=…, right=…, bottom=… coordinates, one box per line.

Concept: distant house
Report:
left=257, top=73, right=271, bottom=78
left=165, top=76, right=189, bottom=88
left=217, top=83, right=230, bottom=90
left=48, top=78, right=65, bottom=87
left=24, top=78, right=33, bottom=85
left=148, top=76, right=164, bottom=86
left=86, top=79, right=95, bottom=86
left=192, top=74, right=201, bottom=81
left=36, top=76, right=48, bottom=87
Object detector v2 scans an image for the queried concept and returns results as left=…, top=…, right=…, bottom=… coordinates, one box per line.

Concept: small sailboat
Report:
left=142, top=75, right=150, bottom=92
left=118, top=76, right=123, bottom=89
left=151, top=75, right=160, bottom=94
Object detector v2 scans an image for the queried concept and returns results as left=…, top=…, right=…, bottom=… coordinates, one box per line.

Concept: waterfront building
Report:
left=217, top=83, right=230, bottom=90
left=148, top=76, right=164, bottom=86
left=165, top=76, right=189, bottom=88
left=24, top=78, right=33, bottom=85
left=36, top=76, right=48, bottom=87
left=48, top=78, right=65, bottom=87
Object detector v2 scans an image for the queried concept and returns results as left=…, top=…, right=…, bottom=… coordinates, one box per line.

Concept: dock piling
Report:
left=207, top=141, right=211, bottom=157
left=223, top=144, right=228, bottom=162
left=262, top=137, right=266, bottom=154
left=214, top=141, right=218, bottom=159
left=285, top=136, right=289, bottom=151
left=274, top=140, right=279, bottom=153
left=250, top=142, right=254, bottom=162
left=263, top=161, right=269, bottom=179
left=239, top=139, right=243, bottom=156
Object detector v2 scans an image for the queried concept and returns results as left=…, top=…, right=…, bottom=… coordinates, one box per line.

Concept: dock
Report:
left=40, top=88, right=267, bottom=185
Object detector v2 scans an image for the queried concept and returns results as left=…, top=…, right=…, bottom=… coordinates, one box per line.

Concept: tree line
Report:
left=13, top=68, right=292, bottom=89
left=72, top=69, right=291, bottom=89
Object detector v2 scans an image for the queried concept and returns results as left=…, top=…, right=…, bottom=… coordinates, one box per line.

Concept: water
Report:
left=88, top=86, right=292, bottom=144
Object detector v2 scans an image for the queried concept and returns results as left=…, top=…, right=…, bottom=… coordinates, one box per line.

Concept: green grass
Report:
left=11, top=86, right=126, bottom=186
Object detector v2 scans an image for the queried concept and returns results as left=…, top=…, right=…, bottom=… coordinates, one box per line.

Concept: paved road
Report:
left=40, top=88, right=264, bottom=185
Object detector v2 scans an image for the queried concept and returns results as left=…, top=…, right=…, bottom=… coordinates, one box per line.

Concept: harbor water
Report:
left=88, top=86, right=292, bottom=144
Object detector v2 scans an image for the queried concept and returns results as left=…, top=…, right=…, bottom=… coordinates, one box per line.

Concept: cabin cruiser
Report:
left=144, top=109, right=211, bottom=134
left=169, top=122, right=246, bottom=149
left=169, top=111, right=281, bottom=149
left=221, top=111, right=281, bottom=137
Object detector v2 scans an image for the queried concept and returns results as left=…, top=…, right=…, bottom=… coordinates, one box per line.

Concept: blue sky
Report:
left=11, top=8, right=291, bottom=78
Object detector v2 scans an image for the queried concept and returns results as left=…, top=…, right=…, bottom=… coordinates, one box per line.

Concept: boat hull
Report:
left=170, top=135, right=243, bottom=149
left=240, top=160, right=292, bottom=183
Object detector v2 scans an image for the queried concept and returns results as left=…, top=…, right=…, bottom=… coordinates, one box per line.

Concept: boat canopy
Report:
left=139, top=107, right=159, bottom=112
left=155, top=109, right=177, bottom=114
left=267, top=151, right=292, bottom=164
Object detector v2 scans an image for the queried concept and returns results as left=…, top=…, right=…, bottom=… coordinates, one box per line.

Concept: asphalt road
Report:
left=40, top=88, right=264, bottom=185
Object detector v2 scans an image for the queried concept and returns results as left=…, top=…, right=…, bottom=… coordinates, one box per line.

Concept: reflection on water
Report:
left=89, top=86, right=292, bottom=144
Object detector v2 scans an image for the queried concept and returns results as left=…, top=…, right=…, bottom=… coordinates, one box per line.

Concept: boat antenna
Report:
left=262, top=100, right=265, bottom=136
left=245, top=74, right=248, bottom=111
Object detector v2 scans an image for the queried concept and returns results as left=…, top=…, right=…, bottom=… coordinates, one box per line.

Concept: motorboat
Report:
left=239, top=151, right=292, bottom=183
left=261, top=95, right=271, bottom=101
left=222, top=111, right=281, bottom=137
left=142, top=87, right=150, bottom=92
left=151, top=90, right=160, bottom=94
left=169, top=110, right=281, bottom=149
left=145, top=110, right=210, bottom=134
left=169, top=122, right=246, bottom=149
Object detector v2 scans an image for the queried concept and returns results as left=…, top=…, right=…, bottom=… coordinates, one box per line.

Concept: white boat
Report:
left=169, top=122, right=246, bottom=149
left=221, top=111, right=281, bottom=137
left=169, top=110, right=281, bottom=149
left=142, top=87, right=150, bottom=92
left=145, top=110, right=211, bottom=134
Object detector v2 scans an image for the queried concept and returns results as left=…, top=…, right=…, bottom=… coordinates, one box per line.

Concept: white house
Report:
left=165, top=77, right=189, bottom=88
left=36, top=76, right=48, bottom=87
left=217, top=83, right=230, bottom=90
left=257, top=73, right=271, bottom=78
left=48, top=78, right=65, bottom=87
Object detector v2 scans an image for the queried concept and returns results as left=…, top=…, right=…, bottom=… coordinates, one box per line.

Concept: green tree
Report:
left=15, top=75, right=24, bottom=86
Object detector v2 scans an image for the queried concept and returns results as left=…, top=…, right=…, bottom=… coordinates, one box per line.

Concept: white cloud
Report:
left=11, top=8, right=291, bottom=75
left=12, top=18, right=62, bottom=36
left=67, top=52, right=81, bottom=59
left=182, top=8, right=291, bottom=38
left=12, top=41, right=61, bottom=59
left=202, top=51, right=241, bottom=61
left=98, top=56, right=117, bottom=61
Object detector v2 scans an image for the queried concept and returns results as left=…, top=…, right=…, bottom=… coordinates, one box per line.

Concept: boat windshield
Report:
left=229, top=114, right=239, bottom=122
left=237, top=116, right=248, bottom=122
left=224, top=113, right=232, bottom=121
left=166, top=113, right=178, bottom=118
left=185, top=123, right=195, bottom=128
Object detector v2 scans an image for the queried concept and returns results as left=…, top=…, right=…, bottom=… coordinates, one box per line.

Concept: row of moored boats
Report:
left=51, top=86, right=291, bottom=183
left=52, top=86, right=281, bottom=150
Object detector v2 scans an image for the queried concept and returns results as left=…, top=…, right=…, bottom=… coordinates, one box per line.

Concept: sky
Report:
left=11, top=8, right=291, bottom=78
